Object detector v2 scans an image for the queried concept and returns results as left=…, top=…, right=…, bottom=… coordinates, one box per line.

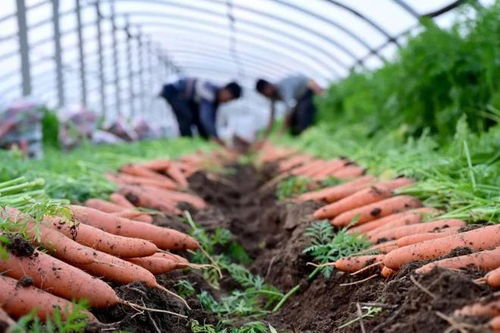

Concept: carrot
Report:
left=297, top=161, right=330, bottom=178
left=384, top=225, right=500, bottom=270
left=454, top=299, right=500, bottom=317
left=313, top=185, right=393, bottom=219
left=0, top=208, right=96, bottom=265
left=110, top=193, right=135, bottom=208
left=395, top=227, right=461, bottom=247
left=167, top=162, right=189, bottom=188
left=121, top=164, right=174, bottom=183
left=490, top=316, right=500, bottom=331
left=330, top=164, right=365, bottom=178
left=359, top=207, right=439, bottom=236
left=111, top=172, right=178, bottom=190
left=0, top=307, right=15, bottom=330
left=290, top=160, right=324, bottom=176
left=0, top=249, right=120, bottom=307
left=365, top=240, right=399, bottom=254
left=279, top=154, right=312, bottom=172
left=381, top=266, right=396, bottom=278
left=324, top=176, right=377, bottom=203
left=70, top=205, right=199, bottom=250
left=331, top=195, right=422, bottom=227
left=0, top=275, right=96, bottom=321
left=127, top=255, right=180, bottom=275
left=369, top=219, right=466, bottom=243
left=141, top=186, right=207, bottom=210
left=111, top=209, right=153, bottom=223
left=334, top=254, right=384, bottom=273
left=486, top=267, right=500, bottom=287
left=137, top=159, right=171, bottom=172
left=153, top=252, right=189, bottom=267
left=119, top=185, right=180, bottom=214
left=45, top=215, right=158, bottom=258
left=310, top=159, right=349, bottom=180
left=376, top=177, right=415, bottom=191
left=416, top=246, right=500, bottom=274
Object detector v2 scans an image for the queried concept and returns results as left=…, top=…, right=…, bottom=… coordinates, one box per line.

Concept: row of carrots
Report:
left=0, top=149, right=236, bottom=331
left=257, top=143, right=500, bottom=331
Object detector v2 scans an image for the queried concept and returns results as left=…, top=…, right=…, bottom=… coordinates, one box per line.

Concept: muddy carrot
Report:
left=334, top=254, right=384, bottom=273
left=85, top=198, right=127, bottom=213
left=121, top=164, right=175, bottom=183
left=0, top=307, right=15, bottom=330
left=279, top=154, right=312, bottom=172
left=416, top=246, right=500, bottom=274
left=331, top=164, right=365, bottom=178
left=486, top=267, right=500, bottom=287
left=290, top=160, right=325, bottom=176
left=112, top=172, right=178, bottom=190
left=167, top=162, right=189, bottom=188
left=490, top=316, right=500, bottom=332
left=0, top=275, right=96, bottom=321
left=119, top=185, right=180, bottom=214
left=376, top=177, right=414, bottom=191
left=384, top=225, right=500, bottom=270
left=111, top=209, right=153, bottom=223
left=314, top=185, right=392, bottom=219
left=324, top=176, right=377, bottom=202
left=369, top=219, right=466, bottom=242
left=44, top=215, right=158, bottom=258
left=358, top=208, right=438, bottom=236
left=137, top=159, right=171, bottom=172
left=395, top=227, right=461, bottom=248
left=110, top=193, right=135, bottom=208
left=127, top=255, right=180, bottom=275
left=0, top=249, right=120, bottom=307
left=454, top=299, right=500, bottom=317
left=141, top=186, right=207, bottom=210
left=365, top=240, right=399, bottom=254
left=70, top=205, right=199, bottom=250
left=153, top=252, right=189, bottom=267
left=331, top=195, right=422, bottom=227
left=310, top=159, right=349, bottom=180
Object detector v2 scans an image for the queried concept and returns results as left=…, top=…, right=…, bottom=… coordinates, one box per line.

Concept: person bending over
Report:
left=256, top=75, right=323, bottom=136
left=160, top=78, right=242, bottom=144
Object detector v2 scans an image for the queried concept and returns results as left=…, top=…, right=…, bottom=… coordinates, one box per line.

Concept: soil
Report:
left=5, top=233, right=34, bottom=257
left=88, top=163, right=495, bottom=332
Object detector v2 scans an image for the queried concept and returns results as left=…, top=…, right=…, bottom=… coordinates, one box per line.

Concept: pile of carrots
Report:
left=0, top=149, right=231, bottom=329
left=259, top=143, right=500, bottom=331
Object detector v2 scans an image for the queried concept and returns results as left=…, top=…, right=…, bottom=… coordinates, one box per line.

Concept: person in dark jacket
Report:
left=160, top=78, right=242, bottom=142
left=255, top=75, right=324, bottom=136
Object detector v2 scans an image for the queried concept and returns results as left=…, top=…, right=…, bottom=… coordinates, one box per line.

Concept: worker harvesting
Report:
left=255, top=75, right=324, bottom=136
left=160, top=78, right=242, bottom=144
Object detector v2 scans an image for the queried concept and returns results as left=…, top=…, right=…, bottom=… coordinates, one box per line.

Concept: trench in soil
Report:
left=90, top=163, right=493, bottom=333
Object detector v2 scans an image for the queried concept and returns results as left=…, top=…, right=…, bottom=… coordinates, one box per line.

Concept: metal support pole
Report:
left=146, top=37, right=155, bottom=98
left=15, top=0, right=31, bottom=96
left=125, top=19, right=135, bottom=118
left=95, top=0, right=106, bottom=118
left=75, top=0, right=87, bottom=106
left=52, top=0, right=64, bottom=107
left=136, top=29, right=146, bottom=116
left=111, top=3, right=122, bottom=117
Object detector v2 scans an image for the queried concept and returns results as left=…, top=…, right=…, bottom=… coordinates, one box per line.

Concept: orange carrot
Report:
left=110, top=209, right=153, bottom=223
left=365, top=240, right=399, bottom=254
left=490, top=316, right=500, bottom=331
left=119, top=185, right=180, bottom=214
left=153, top=252, right=189, bottom=267
left=0, top=249, right=120, bottom=307
left=298, top=161, right=330, bottom=178
left=334, top=254, right=384, bottom=273
left=111, top=172, right=178, bottom=190
left=454, top=299, right=500, bottom=317
left=331, top=195, right=422, bottom=227
left=368, top=219, right=466, bottom=242
left=167, top=162, right=189, bottom=188
left=279, top=154, right=312, bottom=172
left=381, top=266, right=396, bottom=278
left=290, top=160, right=324, bottom=176
left=70, top=205, right=199, bottom=250
left=121, top=164, right=174, bottom=183
left=395, top=227, right=461, bottom=247
left=384, top=225, right=500, bottom=270
left=0, top=275, right=96, bottom=321
left=314, top=185, right=392, bottom=219
left=360, top=207, right=438, bottom=236
left=109, top=193, right=135, bottom=208
left=376, top=177, right=415, bottom=191
left=416, top=246, right=500, bottom=274
left=0, top=307, right=15, bottom=330
left=137, top=159, right=171, bottom=172
left=330, top=164, right=365, bottom=178
left=324, top=176, right=377, bottom=203
left=85, top=198, right=126, bottom=213
left=127, top=255, right=180, bottom=275
left=486, top=267, right=500, bottom=287
left=141, top=186, right=207, bottom=210
left=310, top=159, right=349, bottom=180
left=45, top=215, right=158, bottom=258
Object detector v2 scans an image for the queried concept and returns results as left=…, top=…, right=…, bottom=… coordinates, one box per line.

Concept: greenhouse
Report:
left=0, top=0, right=499, bottom=332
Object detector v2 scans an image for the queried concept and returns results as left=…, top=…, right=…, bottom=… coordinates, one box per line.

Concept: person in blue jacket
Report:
left=160, top=78, right=242, bottom=143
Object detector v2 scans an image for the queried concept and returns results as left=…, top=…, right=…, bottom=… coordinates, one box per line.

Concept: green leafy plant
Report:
left=303, top=221, right=371, bottom=278
left=276, top=176, right=313, bottom=200
left=338, top=306, right=383, bottom=329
